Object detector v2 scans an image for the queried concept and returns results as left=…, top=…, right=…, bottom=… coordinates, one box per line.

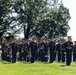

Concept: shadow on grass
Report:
left=59, top=64, right=66, bottom=67
left=37, top=60, right=52, bottom=64
left=1, top=60, right=12, bottom=64
left=17, top=60, right=32, bottom=64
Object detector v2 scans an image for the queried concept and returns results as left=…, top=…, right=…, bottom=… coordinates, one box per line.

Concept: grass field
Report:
left=0, top=60, right=76, bottom=75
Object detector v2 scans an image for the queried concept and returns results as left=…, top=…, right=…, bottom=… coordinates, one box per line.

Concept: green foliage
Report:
left=0, top=0, right=71, bottom=39
left=0, top=0, right=12, bottom=36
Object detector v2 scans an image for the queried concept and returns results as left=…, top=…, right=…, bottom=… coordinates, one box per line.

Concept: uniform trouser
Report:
left=41, top=51, right=47, bottom=62
left=73, top=53, right=76, bottom=61
left=4, top=52, right=7, bottom=61
left=36, top=51, right=39, bottom=61
left=23, top=51, right=28, bottom=61
left=1, top=53, right=4, bottom=60
left=35, top=52, right=38, bottom=61
left=58, top=52, right=61, bottom=62
left=41, top=51, right=44, bottom=62
left=19, top=50, right=22, bottom=61
left=44, top=52, right=48, bottom=62
left=66, top=53, right=72, bottom=65
left=37, top=50, right=41, bottom=61
left=50, top=51, right=54, bottom=63
left=12, top=52, right=16, bottom=63
left=31, top=52, right=35, bottom=63
left=54, top=52, right=56, bottom=61
left=62, top=52, right=65, bottom=62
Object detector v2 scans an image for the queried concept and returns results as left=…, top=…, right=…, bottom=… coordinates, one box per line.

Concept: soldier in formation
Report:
left=0, top=36, right=75, bottom=66
left=64, top=36, right=73, bottom=66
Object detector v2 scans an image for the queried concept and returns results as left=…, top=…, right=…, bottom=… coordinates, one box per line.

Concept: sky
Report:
left=62, top=0, right=76, bottom=41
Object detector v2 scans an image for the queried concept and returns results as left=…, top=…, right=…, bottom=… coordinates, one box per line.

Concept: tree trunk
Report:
left=24, top=25, right=30, bottom=40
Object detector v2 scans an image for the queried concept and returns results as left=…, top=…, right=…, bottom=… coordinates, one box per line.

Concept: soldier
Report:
left=29, top=37, right=37, bottom=63
left=26, top=39, right=31, bottom=62
left=54, top=39, right=57, bottom=61
left=49, top=37, right=56, bottom=63
left=2, top=40, right=9, bottom=61
left=1, top=38, right=6, bottom=60
left=73, top=41, right=76, bottom=62
left=43, top=37, right=49, bottom=62
left=3, top=42, right=8, bottom=61
left=22, top=40, right=29, bottom=61
left=64, top=36, right=73, bottom=66
left=61, top=39, right=66, bottom=62
left=18, top=40, right=24, bottom=61
left=40, top=38, right=45, bottom=62
left=36, top=39, right=41, bottom=61
left=5, top=41, right=12, bottom=62
left=34, top=38, right=38, bottom=61
left=3, top=44, right=8, bottom=61
left=9, top=38, right=18, bottom=63
left=56, top=39, right=62, bottom=62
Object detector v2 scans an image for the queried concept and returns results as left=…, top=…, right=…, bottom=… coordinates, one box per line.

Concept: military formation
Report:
left=1, top=36, right=76, bottom=66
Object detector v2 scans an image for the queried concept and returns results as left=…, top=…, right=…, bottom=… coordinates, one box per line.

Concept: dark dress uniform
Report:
left=30, top=41, right=37, bottom=63
left=3, top=45, right=8, bottom=61
left=36, top=42, right=41, bottom=61
left=64, top=41, right=73, bottom=65
left=22, top=42, right=29, bottom=61
left=10, top=42, right=18, bottom=63
left=1, top=44, right=5, bottom=60
left=40, top=42, right=45, bottom=62
left=73, top=45, right=76, bottom=61
left=18, top=44, right=23, bottom=61
left=56, top=43, right=62, bottom=62
left=44, top=42, right=49, bottom=62
left=61, top=43, right=65, bottom=62
left=49, top=41, right=56, bottom=63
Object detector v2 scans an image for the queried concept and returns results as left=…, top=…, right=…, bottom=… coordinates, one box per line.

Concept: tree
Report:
left=12, top=0, right=48, bottom=39
left=0, top=0, right=71, bottom=39
left=0, top=0, right=12, bottom=37
left=12, top=0, right=71, bottom=39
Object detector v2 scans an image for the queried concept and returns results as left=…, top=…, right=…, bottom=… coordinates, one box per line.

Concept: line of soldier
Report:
left=1, top=36, right=76, bottom=66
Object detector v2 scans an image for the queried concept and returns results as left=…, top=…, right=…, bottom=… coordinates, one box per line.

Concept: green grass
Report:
left=0, top=60, right=76, bottom=75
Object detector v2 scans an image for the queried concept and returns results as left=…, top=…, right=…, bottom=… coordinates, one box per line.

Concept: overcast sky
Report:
left=63, top=0, right=76, bottom=41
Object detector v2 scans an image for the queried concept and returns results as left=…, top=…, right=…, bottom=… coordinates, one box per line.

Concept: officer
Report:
left=22, top=40, right=28, bottom=61
left=40, top=38, right=45, bottom=62
left=29, top=37, right=37, bottom=63
left=3, top=41, right=8, bottom=61
left=36, top=39, right=41, bottom=61
left=10, top=38, right=18, bottom=63
left=73, top=41, right=76, bottom=61
left=18, top=40, right=24, bottom=61
left=26, top=39, right=31, bottom=62
left=44, top=37, right=49, bottom=62
left=1, top=38, right=6, bottom=60
left=64, top=36, right=73, bottom=66
left=2, top=40, right=10, bottom=61
left=49, top=37, right=56, bottom=63
left=56, top=39, right=62, bottom=62
left=61, top=39, right=65, bottom=62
